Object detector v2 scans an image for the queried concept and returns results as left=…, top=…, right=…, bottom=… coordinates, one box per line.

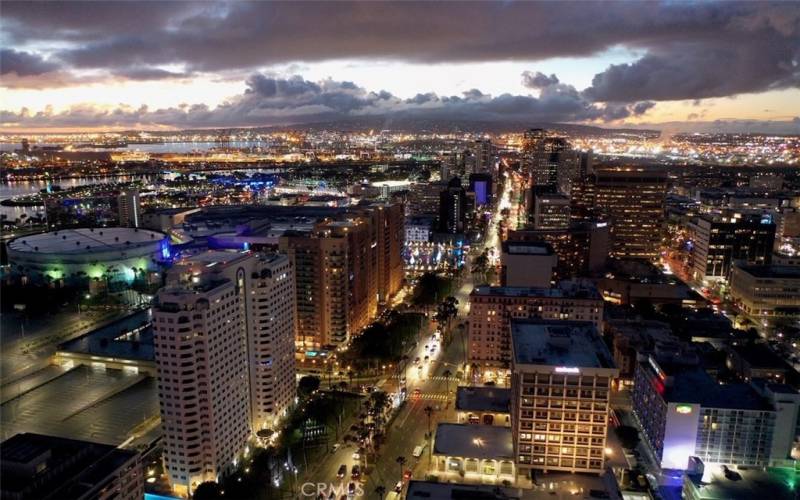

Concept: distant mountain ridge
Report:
left=127, top=118, right=661, bottom=138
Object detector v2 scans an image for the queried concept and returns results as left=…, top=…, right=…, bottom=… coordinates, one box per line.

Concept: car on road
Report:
left=352, top=450, right=361, bottom=461
left=332, top=443, right=341, bottom=453
left=394, top=481, right=403, bottom=493
left=403, top=469, right=413, bottom=481
left=348, top=482, right=356, bottom=495
left=413, top=388, right=421, bottom=398
left=414, top=357, right=420, bottom=365
left=337, top=464, right=347, bottom=478
left=351, top=465, right=361, bottom=480
left=412, top=443, right=426, bottom=458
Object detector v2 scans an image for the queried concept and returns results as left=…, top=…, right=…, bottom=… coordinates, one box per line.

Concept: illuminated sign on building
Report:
left=555, top=366, right=580, bottom=374
left=676, top=405, right=693, bottom=414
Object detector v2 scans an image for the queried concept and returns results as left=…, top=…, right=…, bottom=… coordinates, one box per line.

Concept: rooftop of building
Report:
left=57, top=309, right=154, bottom=362
left=7, top=227, right=165, bottom=254
left=729, top=342, right=791, bottom=370
left=455, top=386, right=511, bottom=413
left=644, top=358, right=772, bottom=411
left=433, top=423, right=513, bottom=461
left=603, top=259, right=687, bottom=286
left=158, top=276, right=232, bottom=296
left=501, top=240, right=555, bottom=256
left=670, top=370, right=771, bottom=411
left=1, top=432, right=139, bottom=498
left=733, top=264, right=800, bottom=279
left=750, top=378, right=800, bottom=397
left=179, top=249, right=252, bottom=266
left=683, top=466, right=797, bottom=500
left=607, top=319, right=673, bottom=338
left=471, top=280, right=601, bottom=300
left=405, top=480, right=522, bottom=500
left=511, top=320, right=615, bottom=369
left=693, top=210, right=776, bottom=225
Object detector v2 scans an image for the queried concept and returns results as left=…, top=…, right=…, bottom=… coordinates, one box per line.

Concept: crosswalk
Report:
left=412, top=392, right=450, bottom=401
left=392, top=374, right=460, bottom=382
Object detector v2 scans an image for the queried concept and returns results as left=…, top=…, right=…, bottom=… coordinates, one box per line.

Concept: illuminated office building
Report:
left=439, top=177, right=467, bottom=234
left=511, top=320, right=618, bottom=475
left=687, top=212, right=775, bottom=285
left=531, top=191, right=570, bottom=230
left=579, top=167, right=667, bottom=260
left=521, top=130, right=579, bottom=193
left=468, top=282, right=603, bottom=371
left=632, top=355, right=799, bottom=470
left=117, top=190, right=140, bottom=228
left=279, top=202, right=404, bottom=349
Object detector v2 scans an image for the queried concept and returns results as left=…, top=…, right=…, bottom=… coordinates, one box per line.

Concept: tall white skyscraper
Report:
left=154, top=273, right=250, bottom=496
left=117, top=190, right=140, bottom=227
left=153, top=250, right=296, bottom=495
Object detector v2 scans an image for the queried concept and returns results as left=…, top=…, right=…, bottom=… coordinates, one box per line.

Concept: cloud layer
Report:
left=0, top=74, right=655, bottom=129
left=2, top=1, right=799, bottom=101
left=1, top=1, right=798, bottom=130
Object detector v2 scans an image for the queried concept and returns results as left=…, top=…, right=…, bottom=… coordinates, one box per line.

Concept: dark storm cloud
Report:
left=0, top=74, right=655, bottom=129
left=0, top=49, right=60, bottom=76
left=522, top=71, right=560, bottom=89
left=583, top=38, right=800, bottom=102
left=2, top=1, right=798, bottom=103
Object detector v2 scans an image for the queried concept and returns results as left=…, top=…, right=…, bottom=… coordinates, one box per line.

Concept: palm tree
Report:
left=396, top=456, right=407, bottom=482
left=325, top=361, right=334, bottom=387
left=375, top=485, right=386, bottom=500
left=442, top=369, right=452, bottom=395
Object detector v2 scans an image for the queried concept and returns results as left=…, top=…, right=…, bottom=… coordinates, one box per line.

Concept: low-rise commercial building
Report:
left=597, top=259, right=702, bottom=307
left=726, top=342, right=794, bottom=384
left=510, top=320, right=618, bottom=475
left=0, top=432, right=143, bottom=500
left=729, top=264, right=800, bottom=329
left=431, top=423, right=516, bottom=484
left=455, top=386, right=511, bottom=426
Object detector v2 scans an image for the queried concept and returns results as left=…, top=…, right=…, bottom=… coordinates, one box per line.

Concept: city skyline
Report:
left=2, top=1, right=799, bottom=133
